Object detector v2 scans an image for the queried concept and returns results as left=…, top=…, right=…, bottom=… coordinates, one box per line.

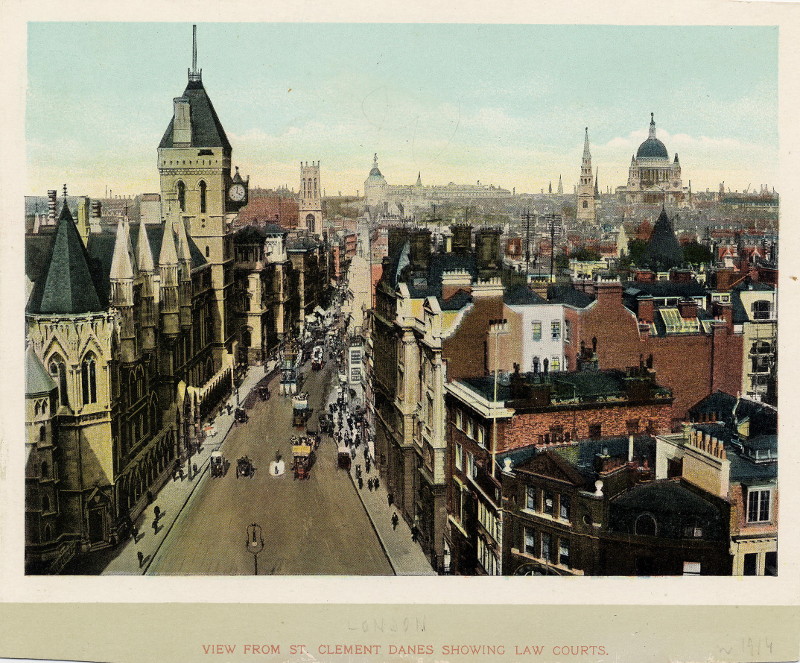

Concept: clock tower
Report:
left=158, top=25, right=248, bottom=367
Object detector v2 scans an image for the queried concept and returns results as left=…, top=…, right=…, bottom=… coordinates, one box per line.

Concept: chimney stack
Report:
left=172, top=97, right=192, bottom=146
left=475, top=227, right=501, bottom=272
left=451, top=224, right=472, bottom=254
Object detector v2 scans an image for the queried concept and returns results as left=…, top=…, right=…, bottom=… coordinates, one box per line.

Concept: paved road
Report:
left=147, top=360, right=393, bottom=575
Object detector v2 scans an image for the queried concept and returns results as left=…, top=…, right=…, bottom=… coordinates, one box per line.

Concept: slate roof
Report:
left=546, top=284, right=594, bottom=307
left=689, top=391, right=776, bottom=436
left=504, top=283, right=547, bottom=305
left=27, top=203, right=103, bottom=315
left=159, top=79, right=231, bottom=150
left=461, top=368, right=662, bottom=405
left=234, top=225, right=267, bottom=244
left=25, top=346, right=56, bottom=395
left=439, top=289, right=473, bottom=311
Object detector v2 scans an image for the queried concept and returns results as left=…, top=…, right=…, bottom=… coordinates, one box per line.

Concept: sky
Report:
left=26, top=23, right=778, bottom=199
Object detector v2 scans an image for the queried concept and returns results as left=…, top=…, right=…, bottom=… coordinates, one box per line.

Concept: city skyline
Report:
left=26, top=23, right=777, bottom=199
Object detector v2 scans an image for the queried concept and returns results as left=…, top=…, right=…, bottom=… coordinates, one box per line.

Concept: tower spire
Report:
left=189, top=24, right=201, bottom=82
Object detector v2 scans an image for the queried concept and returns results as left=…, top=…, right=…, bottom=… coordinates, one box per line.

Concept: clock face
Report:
left=229, top=183, right=246, bottom=202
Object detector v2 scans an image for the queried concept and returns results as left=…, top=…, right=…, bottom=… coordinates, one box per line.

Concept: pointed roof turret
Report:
left=27, top=195, right=103, bottom=315
left=557, top=174, right=563, bottom=194
left=232, top=166, right=244, bottom=184
left=582, top=127, right=591, bottom=158
left=110, top=218, right=136, bottom=281
left=416, top=171, right=422, bottom=186
left=674, top=153, right=680, bottom=163
left=594, top=169, right=599, bottom=196
left=158, top=219, right=179, bottom=266
left=136, top=219, right=155, bottom=272
left=26, top=345, right=56, bottom=396
left=174, top=217, right=192, bottom=267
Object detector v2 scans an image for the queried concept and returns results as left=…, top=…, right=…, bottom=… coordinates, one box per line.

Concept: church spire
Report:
left=188, top=24, right=202, bottom=83
left=583, top=127, right=591, bottom=158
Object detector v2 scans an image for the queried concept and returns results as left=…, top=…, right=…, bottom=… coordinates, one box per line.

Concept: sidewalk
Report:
left=103, top=363, right=275, bottom=575
left=323, top=377, right=437, bottom=576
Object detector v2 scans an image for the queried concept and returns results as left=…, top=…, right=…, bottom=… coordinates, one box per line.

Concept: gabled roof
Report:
left=159, top=79, right=231, bottom=150
left=26, top=346, right=56, bottom=395
left=514, top=449, right=588, bottom=486
left=27, top=203, right=103, bottom=315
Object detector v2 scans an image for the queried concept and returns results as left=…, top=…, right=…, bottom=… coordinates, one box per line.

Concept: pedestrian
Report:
left=153, top=506, right=160, bottom=520
left=137, top=551, right=144, bottom=568
left=151, top=518, right=158, bottom=534
left=356, top=464, right=361, bottom=476
left=387, top=493, right=393, bottom=507
left=411, top=526, right=419, bottom=543
left=358, top=476, right=364, bottom=490
left=392, top=513, right=399, bottom=530
left=375, top=477, right=380, bottom=490
left=367, top=478, right=373, bottom=491
left=365, top=459, right=371, bottom=474
left=178, top=466, right=185, bottom=481
left=227, top=403, right=232, bottom=415
left=192, top=463, right=198, bottom=478
left=131, top=524, right=139, bottom=542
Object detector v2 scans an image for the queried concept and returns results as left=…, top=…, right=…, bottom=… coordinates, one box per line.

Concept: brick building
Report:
left=500, top=438, right=732, bottom=576
left=561, top=277, right=743, bottom=423
left=444, top=364, right=674, bottom=575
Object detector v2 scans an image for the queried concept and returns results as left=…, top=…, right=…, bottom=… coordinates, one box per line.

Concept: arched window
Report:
left=81, top=353, right=97, bottom=405
left=635, top=514, right=657, bottom=536
left=41, top=460, right=48, bottom=478
left=306, top=214, right=315, bottom=231
left=39, top=426, right=46, bottom=444
left=177, top=181, right=186, bottom=212
left=42, top=494, right=50, bottom=512
left=49, top=356, right=68, bottom=407
left=199, top=180, right=207, bottom=213
left=582, top=201, right=588, bottom=209
left=44, top=524, right=52, bottom=541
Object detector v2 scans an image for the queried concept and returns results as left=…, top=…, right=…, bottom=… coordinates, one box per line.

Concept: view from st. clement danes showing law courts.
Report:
left=24, top=24, right=777, bottom=577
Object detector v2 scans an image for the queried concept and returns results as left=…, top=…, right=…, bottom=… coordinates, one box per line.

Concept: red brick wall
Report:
left=499, top=402, right=672, bottom=452
left=443, top=296, right=506, bottom=382
left=570, top=291, right=742, bottom=420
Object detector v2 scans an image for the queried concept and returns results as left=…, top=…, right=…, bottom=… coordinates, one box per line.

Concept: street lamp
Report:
left=246, top=523, right=264, bottom=575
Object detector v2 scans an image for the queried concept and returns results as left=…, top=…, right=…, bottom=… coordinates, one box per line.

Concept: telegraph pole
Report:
left=521, top=209, right=534, bottom=275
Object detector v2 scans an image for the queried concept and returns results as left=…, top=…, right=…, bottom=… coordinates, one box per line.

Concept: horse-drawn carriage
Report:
left=337, top=446, right=352, bottom=471
left=234, top=407, right=249, bottom=425
left=236, top=456, right=256, bottom=478
left=311, top=345, right=325, bottom=371
left=319, top=413, right=334, bottom=435
left=291, top=441, right=313, bottom=480
left=210, top=451, right=228, bottom=478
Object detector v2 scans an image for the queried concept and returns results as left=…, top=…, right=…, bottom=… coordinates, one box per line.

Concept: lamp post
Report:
left=488, top=319, right=509, bottom=480
left=246, top=523, right=264, bottom=575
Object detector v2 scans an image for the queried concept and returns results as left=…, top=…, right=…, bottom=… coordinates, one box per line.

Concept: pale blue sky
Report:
left=26, top=23, right=778, bottom=198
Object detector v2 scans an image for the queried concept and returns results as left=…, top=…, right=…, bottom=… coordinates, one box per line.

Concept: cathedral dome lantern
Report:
left=636, top=112, right=669, bottom=160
